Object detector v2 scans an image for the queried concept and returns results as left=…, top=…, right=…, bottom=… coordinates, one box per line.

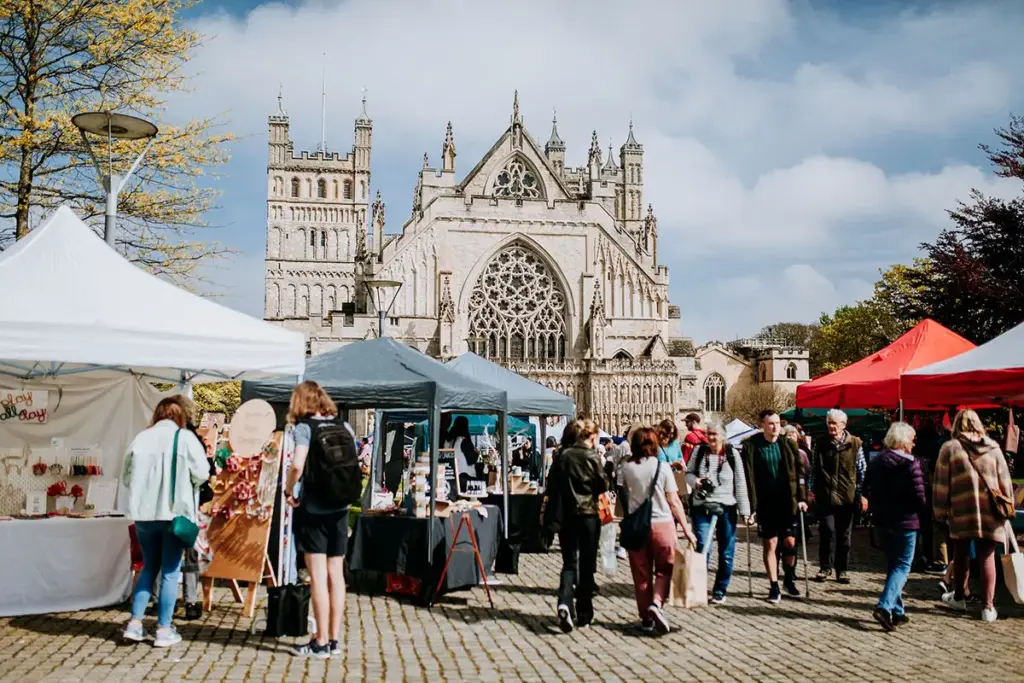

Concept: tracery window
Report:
left=704, top=373, right=726, bottom=413
left=491, top=158, right=542, bottom=200
left=786, top=362, right=797, bottom=380
left=468, top=243, right=567, bottom=363
left=317, top=179, right=327, bottom=198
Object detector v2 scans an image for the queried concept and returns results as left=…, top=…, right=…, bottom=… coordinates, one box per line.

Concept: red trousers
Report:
left=627, top=520, right=676, bottom=619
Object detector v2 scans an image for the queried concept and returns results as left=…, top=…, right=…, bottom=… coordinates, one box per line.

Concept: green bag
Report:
left=170, top=429, right=200, bottom=548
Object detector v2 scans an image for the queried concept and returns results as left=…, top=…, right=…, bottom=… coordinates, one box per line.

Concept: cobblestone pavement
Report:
left=2, top=528, right=1021, bottom=682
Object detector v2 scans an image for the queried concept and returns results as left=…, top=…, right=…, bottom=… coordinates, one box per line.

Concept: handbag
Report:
left=598, top=492, right=615, bottom=525
left=967, top=451, right=1016, bottom=521
left=169, top=430, right=200, bottom=548
left=265, top=583, right=311, bottom=637
left=1001, top=520, right=1024, bottom=605
left=619, top=461, right=661, bottom=551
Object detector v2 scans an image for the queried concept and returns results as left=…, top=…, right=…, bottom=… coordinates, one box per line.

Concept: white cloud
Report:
left=177, top=0, right=1024, bottom=342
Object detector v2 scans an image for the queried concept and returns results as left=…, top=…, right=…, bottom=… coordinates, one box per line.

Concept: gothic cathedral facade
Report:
left=264, top=93, right=703, bottom=434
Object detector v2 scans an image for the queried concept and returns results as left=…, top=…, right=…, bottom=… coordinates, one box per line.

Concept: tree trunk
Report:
left=15, top=15, right=39, bottom=241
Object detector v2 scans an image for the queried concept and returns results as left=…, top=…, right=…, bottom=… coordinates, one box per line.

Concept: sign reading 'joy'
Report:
left=0, top=390, right=49, bottom=424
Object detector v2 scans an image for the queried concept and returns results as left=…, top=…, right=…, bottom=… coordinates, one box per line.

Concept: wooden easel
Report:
left=201, top=554, right=278, bottom=618
left=430, top=511, right=494, bottom=609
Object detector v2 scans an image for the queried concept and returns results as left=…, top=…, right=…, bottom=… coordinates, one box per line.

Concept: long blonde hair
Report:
left=287, top=381, right=338, bottom=424
left=951, top=409, right=987, bottom=443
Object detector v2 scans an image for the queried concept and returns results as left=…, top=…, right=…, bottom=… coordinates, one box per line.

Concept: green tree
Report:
left=809, top=301, right=905, bottom=376
left=192, top=382, right=242, bottom=419
left=757, top=322, right=818, bottom=348
left=0, top=0, right=233, bottom=280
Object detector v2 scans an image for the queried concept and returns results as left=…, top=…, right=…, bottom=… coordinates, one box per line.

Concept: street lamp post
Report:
left=363, top=279, right=402, bottom=338
left=72, top=112, right=158, bottom=248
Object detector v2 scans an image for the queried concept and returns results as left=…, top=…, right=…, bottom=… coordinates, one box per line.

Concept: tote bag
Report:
left=1001, top=520, right=1024, bottom=605
left=265, top=583, right=311, bottom=637
left=619, top=461, right=662, bottom=551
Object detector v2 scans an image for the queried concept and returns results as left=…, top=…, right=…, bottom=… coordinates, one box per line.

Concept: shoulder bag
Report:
left=967, top=450, right=1016, bottom=521
left=619, top=460, right=662, bottom=551
left=170, top=429, right=200, bottom=548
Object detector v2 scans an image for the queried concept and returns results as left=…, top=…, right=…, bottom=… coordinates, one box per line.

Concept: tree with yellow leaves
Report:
left=0, top=0, right=233, bottom=280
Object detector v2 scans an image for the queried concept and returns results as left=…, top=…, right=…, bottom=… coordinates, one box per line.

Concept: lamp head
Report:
left=72, top=112, right=158, bottom=140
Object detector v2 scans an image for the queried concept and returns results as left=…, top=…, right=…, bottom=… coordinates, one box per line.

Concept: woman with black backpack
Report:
left=283, top=381, right=359, bottom=659
left=685, top=422, right=751, bottom=605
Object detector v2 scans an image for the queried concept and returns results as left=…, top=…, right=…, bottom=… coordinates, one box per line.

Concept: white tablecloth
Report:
left=0, top=516, right=132, bottom=617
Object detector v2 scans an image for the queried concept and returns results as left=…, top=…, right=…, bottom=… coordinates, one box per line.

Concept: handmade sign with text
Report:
left=0, top=390, right=48, bottom=424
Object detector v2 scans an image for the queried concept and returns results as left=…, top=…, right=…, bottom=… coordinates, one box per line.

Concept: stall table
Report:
left=0, top=516, right=132, bottom=617
left=347, top=505, right=500, bottom=601
left=484, top=493, right=548, bottom=557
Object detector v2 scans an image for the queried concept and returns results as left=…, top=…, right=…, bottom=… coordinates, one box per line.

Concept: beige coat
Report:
left=933, top=437, right=1013, bottom=543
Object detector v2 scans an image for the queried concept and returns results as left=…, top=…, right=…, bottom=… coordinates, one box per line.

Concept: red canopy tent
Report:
left=796, top=319, right=976, bottom=410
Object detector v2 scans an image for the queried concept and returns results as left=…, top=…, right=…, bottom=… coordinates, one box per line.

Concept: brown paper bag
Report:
left=673, top=470, right=690, bottom=499
left=668, top=541, right=708, bottom=608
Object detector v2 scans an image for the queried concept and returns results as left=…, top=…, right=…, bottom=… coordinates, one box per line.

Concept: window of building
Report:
left=704, top=373, right=726, bottom=413
left=343, top=180, right=353, bottom=199
left=320, top=231, right=327, bottom=248
left=786, top=362, right=797, bottom=380
left=290, top=177, right=300, bottom=197
left=317, top=179, right=326, bottom=198
left=310, top=231, right=316, bottom=247
left=491, top=157, right=543, bottom=200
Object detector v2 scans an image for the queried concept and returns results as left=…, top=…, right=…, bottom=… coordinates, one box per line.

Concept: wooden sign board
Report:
left=201, top=399, right=280, bottom=618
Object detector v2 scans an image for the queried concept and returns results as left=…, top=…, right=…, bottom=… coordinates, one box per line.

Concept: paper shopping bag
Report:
left=668, top=542, right=708, bottom=608
left=1001, top=521, right=1024, bottom=605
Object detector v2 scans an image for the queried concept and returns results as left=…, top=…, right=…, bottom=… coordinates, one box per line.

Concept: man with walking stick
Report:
left=741, top=410, right=808, bottom=604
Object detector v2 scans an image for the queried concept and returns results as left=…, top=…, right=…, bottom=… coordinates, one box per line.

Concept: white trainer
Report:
left=153, top=626, right=182, bottom=648
left=981, top=607, right=998, bottom=623
left=122, top=620, right=147, bottom=643
left=941, top=591, right=966, bottom=611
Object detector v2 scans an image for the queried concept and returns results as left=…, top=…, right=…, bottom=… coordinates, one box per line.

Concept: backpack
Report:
left=301, top=419, right=362, bottom=507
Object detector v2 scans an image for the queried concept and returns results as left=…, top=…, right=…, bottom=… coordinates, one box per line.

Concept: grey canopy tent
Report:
left=445, top=353, right=575, bottom=482
left=241, top=337, right=510, bottom=552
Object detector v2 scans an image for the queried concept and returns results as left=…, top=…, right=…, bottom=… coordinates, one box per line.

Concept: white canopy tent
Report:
left=725, top=419, right=757, bottom=445
left=0, top=205, right=305, bottom=617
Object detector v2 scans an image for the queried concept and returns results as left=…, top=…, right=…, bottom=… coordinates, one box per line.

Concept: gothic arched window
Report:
left=704, top=373, right=726, bottom=413
left=786, top=362, right=797, bottom=380
left=467, top=243, right=567, bottom=363
left=491, top=157, right=543, bottom=200
left=343, top=180, right=353, bottom=199
left=290, top=177, right=300, bottom=197
left=317, top=179, right=327, bottom=198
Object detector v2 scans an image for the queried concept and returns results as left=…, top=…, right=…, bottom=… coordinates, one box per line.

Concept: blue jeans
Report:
left=131, top=521, right=185, bottom=627
left=692, top=506, right=738, bottom=596
left=877, top=527, right=916, bottom=616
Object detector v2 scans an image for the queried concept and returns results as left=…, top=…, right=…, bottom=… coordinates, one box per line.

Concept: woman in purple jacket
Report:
left=864, top=421, right=927, bottom=632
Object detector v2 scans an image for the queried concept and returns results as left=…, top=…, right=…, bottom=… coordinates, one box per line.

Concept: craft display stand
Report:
left=201, top=555, right=278, bottom=619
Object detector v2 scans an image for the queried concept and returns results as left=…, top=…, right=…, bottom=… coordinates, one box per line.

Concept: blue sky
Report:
left=173, top=0, right=1024, bottom=342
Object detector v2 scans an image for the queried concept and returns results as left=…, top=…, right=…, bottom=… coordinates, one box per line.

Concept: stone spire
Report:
left=588, top=130, right=602, bottom=167
left=356, top=86, right=371, bottom=124
left=545, top=109, right=564, bottom=151
left=644, top=204, right=658, bottom=265
left=510, top=90, right=523, bottom=149
left=441, top=121, right=456, bottom=173
left=602, top=138, right=618, bottom=172
left=275, top=83, right=287, bottom=117
left=372, top=190, right=385, bottom=263
left=511, top=90, right=521, bottom=126
left=623, top=117, right=642, bottom=151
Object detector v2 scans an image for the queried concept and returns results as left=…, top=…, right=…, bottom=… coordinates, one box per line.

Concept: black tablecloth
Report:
left=484, top=494, right=548, bottom=554
left=347, top=505, right=500, bottom=599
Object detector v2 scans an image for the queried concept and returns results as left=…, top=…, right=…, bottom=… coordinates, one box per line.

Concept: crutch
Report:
left=746, top=516, right=753, bottom=598
left=799, top=507, right=810, bottom=599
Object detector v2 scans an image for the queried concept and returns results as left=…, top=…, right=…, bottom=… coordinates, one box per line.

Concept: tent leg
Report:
left=539, top=418, right=547, bottom=487
left=899, top=400, right=904, bottom=422
left=428, top=402, right=441, bottom=563
left=498, top=410, right=508, bottom=540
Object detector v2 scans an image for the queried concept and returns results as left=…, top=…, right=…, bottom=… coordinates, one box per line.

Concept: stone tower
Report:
left=544, top=111, right=565, bottom=174
left=263, top=89, right=373, bottom=343
left=620, top=121, right=644, bottom=235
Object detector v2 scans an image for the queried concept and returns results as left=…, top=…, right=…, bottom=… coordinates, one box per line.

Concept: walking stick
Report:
left=799, top=508, right=810, bottom=599
left=746, top=517, right=753, bottom=598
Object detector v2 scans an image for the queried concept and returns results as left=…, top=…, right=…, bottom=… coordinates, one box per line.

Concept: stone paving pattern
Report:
left=1, top=528, right=1021, bottom=682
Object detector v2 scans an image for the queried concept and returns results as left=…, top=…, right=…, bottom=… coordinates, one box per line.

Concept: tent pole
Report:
left=499, top=410, right=509, bottom=540
left=539, top=417, right=548, bottom=487
left=899, top=400, right=904, bottom=422
left=427, top=401, right=440, bottom=563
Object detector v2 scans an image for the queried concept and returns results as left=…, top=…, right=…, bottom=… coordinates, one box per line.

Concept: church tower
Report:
left=268, top=88, right=291, bottom=165
left=620, top=121, right=644, bottom=235
left=544, top=111, right=565, bottom=175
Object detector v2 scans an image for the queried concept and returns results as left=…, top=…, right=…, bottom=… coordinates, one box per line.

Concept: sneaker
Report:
left=183, top=603, right=202, bottom=621
left=768, top=583, right=782, bottom=604
left=872, top=608, right=895, bottom=633
left=153, top=626, right=182, bottom=648
left=648, top=604, right=670, bottom=635
left=639, top=620, right=655, bottom=635
left=814, top=568, right=832, bottom=582
left=941, top=591, right=967, bottom=611
left=783, top=578, right=801, bottom=597
left=924, top=562, right=948, bottom=576
left=122, top=620, right=148, bottom=643
left=709, top=593, right=727, bottom=605
left=981, top=607, right=997, bottom=623
left=557, top=604, right=574, bottom=633
left=892, top=613, right=910, bottom=628
left=292, top=640, right=330, bottom=659
left=615, top=546, right=628, bottom=560
left=836, top=572, right=851, bottom=585
left=329, top=640, right=342, bottom=656
left=937, top=580, right=949, bottom=595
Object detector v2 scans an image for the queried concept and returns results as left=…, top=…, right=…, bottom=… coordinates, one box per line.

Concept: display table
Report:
left=0, top=516, right=132, bottom=617
left=484, top=493, right=548, bottom=555
left=347, top=505, right=500, bottom=601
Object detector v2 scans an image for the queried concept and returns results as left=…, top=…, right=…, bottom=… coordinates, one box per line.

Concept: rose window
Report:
left=468, top=244, right=567, bottom=362
left=491, top=158, right=542, bottom=199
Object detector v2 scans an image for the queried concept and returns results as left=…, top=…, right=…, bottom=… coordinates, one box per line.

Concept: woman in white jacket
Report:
left=121, top=397, right=210, bottom=647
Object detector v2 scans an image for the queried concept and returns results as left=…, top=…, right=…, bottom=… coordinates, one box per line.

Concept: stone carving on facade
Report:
left=491, top=157, right=542, bottom=200
left=441, top=122, right=456, bottom=172
left=438, top=274, right=455, bottom=324
left=587, top=287, right=608, bottom=359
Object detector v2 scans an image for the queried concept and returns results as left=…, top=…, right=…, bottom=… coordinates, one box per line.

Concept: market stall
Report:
left=0, top=206, right=305, bottom=617
left=242, top=338, right=509, bottom=600
left=796, top=319, right=976, bottom=413
left=446, top=353, right=575, bottom=561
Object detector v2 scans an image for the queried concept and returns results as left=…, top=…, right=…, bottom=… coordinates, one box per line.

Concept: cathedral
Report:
left=263, top=91, right=804, bottom=433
